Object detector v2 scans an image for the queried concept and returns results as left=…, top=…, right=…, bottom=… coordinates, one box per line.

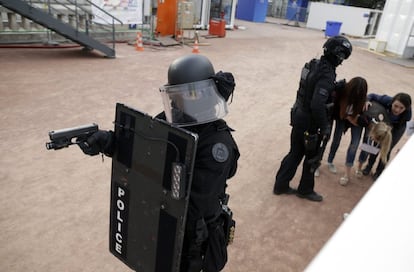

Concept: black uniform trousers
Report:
left=274, top=125, right=319, bottom=195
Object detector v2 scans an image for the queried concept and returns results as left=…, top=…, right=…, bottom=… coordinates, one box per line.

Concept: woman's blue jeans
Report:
left=327, top=119, right=363, bottom=167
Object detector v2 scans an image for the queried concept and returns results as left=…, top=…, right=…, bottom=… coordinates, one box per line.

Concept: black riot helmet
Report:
left=323, top=35, right=352, bottom=66
left=160, top=55, right=229, bottom=127
left=168, top=54, right=215, bottom=85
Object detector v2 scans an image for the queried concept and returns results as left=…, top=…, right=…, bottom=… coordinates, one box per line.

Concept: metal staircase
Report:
left=0, top=0, right=122, bottom=58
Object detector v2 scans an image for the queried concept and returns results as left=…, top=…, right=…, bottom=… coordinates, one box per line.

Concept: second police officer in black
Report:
left=78, top=54, right=240, bottom=272
left=273, top=36, right=353, bottom=202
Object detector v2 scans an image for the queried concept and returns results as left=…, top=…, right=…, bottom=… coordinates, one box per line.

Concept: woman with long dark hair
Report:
left=316, top=77, right=367, bottom=185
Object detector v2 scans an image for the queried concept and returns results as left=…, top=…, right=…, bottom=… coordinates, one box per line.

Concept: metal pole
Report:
left=46, top=0, right=52, bottom=42
left=112, top=17, right=115, bottom=50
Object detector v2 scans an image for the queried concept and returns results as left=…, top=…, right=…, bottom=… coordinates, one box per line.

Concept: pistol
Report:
left=307, top=133, right=329, bottom=173
left=46, top=123, right=99, bottom=150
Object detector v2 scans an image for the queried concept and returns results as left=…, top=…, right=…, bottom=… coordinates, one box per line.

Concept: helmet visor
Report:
left=160, top=79, right=228, bottom=127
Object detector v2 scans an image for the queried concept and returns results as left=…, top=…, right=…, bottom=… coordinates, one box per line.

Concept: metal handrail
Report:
left=0, top=0, right=124, bottom=56
left=34, top=0, right=123, bottom=50
left=73, top=0, right=123, bottom=50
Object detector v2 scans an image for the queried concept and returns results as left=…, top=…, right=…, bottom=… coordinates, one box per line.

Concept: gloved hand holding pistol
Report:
left=77, top=130, right=114, bottom=156
left=320, top=125, right=332, bottom=142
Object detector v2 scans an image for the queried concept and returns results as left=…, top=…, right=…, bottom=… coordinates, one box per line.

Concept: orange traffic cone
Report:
left=192, top=38, right=200, bottom=54
left=192, top=32, right=200, bottom=54
left=135, top=32, right=144, bottom=51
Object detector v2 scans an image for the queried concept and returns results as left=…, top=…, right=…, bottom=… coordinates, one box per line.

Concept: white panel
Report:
left=143, top=0, right=151, bottom=16
left=375, top=0, right=414, bottom=56
left=306, top=2, right=379, bottom=37
left=305, top=135, right=414, bottom=272
left=91, top=0, right=143, bottom=24
left=407, top=36, right=414, bottom=47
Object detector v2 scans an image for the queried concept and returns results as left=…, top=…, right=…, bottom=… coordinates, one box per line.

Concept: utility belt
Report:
left=295, top=98, right=334, bottom=114
left=193, top=195, right=236, bottom=246
left=304, top=131, right=320, bottom=152
left=220, top=199, right=236, bottom=245
left=187, top=196, right=235, bottom=272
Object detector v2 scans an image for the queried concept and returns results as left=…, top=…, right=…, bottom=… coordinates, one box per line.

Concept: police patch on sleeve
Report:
left=212, top=143, right=229, bottom=162
left=318, top=88, right=329, bottom=97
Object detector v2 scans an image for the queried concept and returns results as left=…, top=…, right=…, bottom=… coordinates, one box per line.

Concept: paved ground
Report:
left=1, top=18, right=413, bottom=272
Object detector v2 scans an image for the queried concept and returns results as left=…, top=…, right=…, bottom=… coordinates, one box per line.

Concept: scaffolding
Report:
left=175, top=0, right=195, bottom=44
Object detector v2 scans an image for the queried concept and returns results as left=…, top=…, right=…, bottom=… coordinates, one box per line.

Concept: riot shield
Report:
left=109, top=103, right=198, bottom=272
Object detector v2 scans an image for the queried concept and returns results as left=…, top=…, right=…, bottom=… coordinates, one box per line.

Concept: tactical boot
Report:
left=274, top=187, right=297, bottom=195
left=296, top=191, right=323, bottom=202
left=362, top=166, right=372, bottom=176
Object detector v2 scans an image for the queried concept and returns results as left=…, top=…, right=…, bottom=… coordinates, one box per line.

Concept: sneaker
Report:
left=314, top=168, right=320, bottom=177
left=327, top=163, right=337, bottom=174
left=355, top=169, right=363, bottom=179
left=296, top=191, right=323, bottom=202
left=339, top=176, right=349, bottom=186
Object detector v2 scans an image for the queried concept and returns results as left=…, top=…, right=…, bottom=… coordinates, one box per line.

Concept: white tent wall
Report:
left=375, top=0, right=414, bottom=58
left=306, top=2, right=381, bottom=37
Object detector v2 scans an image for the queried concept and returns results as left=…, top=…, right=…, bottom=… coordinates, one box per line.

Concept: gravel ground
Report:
left=0, top=17, right=413, bottom=272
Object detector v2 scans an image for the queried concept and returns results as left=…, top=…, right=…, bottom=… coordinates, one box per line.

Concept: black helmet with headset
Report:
left=323, top=35, right=352, bottom=66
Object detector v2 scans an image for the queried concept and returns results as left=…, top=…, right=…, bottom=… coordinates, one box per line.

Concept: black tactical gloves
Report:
left=335, top=79, right=346, bottom=91
left=320, top=125, right=332, bottom=141
left=77, top=130, right=114, bottom=156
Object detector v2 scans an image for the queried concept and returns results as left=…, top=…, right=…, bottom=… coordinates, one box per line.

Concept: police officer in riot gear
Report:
left=78, top=54, right=240, bottom=272
left=273, top=35, right=352, bottom=202
left=159, top=54, right=239, bottom=272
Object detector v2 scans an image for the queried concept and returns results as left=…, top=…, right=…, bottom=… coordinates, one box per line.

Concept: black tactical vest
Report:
left=296, top=58, right=320, bottom=111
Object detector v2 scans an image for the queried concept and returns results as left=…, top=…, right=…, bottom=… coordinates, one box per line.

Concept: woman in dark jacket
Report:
left=357, top=92, right=412, bottom=180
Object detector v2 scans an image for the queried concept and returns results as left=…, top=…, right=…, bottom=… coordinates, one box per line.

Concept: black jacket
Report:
left=182, top=120, right=239, bottom=223
left=155, top=113, right=240, bottom=223
left=292, top=56, right=337, bottom=133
